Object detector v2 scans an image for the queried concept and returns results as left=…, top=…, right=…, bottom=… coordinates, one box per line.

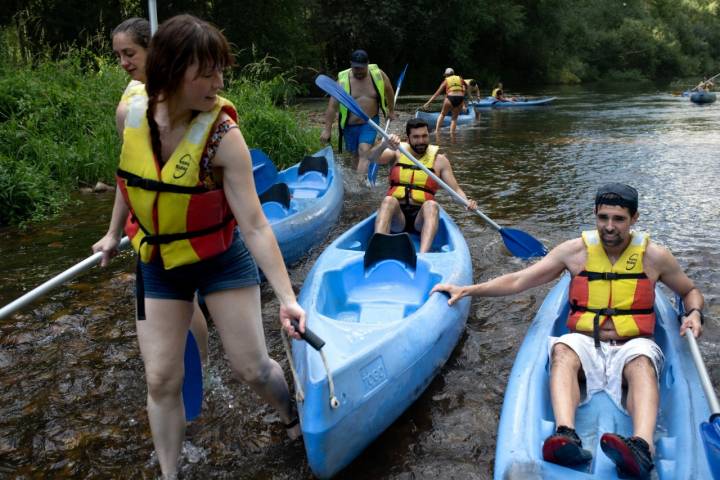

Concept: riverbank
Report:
left=0, top=52, right=321, bottom=226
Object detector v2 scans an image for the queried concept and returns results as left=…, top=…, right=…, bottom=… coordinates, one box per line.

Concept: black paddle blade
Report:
left=500, top=227, right=548, bottom=259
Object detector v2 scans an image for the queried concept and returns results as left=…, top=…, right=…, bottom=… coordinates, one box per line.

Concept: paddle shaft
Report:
left=384, top=65, right=407, bottom=133
left=369, top=117, right=503, bottom=231
left=686, top=330, right=720, bottom=415
left=0, top=237, right=131, bottom=320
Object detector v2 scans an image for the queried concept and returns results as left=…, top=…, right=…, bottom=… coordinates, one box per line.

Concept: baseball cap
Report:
left=444, top=67, right=454, bottom=76
left=595, top=183, right=638, bottom=213
left=350, top=50, right=369, bottom=67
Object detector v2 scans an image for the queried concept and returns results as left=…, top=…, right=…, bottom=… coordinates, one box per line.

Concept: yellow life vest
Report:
left=568, top=230, right=656, bottom=345
left=119, top=80, right=145, bottom=106
left=386, top=143, right=440, bottom=204
left=116, top=93, right=238, bottom=269
left=445, top=75, right=465, bottom=94
left=492, top=87, right=502, bottom=98
left=338, top=64, right=387, bottom=129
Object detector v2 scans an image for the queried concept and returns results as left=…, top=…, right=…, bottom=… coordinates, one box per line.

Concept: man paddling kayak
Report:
left=367, top=117, right=477, bottom=253
left=432, top=183, right=704, bottom=479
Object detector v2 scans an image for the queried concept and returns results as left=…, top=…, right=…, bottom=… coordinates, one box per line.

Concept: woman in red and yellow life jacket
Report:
left=422, top=67, right=468, bottom=133
left=568, top=230, right=656, bottom=346
left=92, top=15, right=304, bottom=479
left=386, top=142, right=440, bottom=204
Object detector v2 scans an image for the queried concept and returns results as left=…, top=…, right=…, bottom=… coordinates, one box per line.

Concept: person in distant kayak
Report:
left=423, top=67, right=467, bottom=133
left=367, top=117, right=477, bottom=252
left=112, top=17, right=211, bottom=366
left=94, top=15, right=305, bottom=478
left=321, top=49, right=396, bottom=174
left=432, top=183, right=704, bottom=479
left=491, top=82, right=515, bottom=102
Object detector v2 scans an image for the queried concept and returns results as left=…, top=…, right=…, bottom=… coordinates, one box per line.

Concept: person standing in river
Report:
left=95, top=15, right=305, bottom=478
left=320, top=49, right=396, bottom=174
left=112, top=17, right=211, bottom=366
left=423, top=68, right=468, bottom=134
left=432, top=183, right=704, bottom=479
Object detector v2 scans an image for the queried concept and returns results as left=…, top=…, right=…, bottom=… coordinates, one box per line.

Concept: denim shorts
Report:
left=138, top=233, right=260, bottom=301
left=343, top=115, right=379, bottom=153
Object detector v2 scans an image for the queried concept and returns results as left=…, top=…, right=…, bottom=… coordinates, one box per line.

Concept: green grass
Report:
left=0, top=51, right=321, bottom=226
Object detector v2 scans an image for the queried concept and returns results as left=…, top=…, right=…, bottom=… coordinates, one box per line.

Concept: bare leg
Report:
left=450, top=106, right=460, bottom=133
left=374, top=196, right=405, bottom=234
left=435, top=98, right=452, bottom=133
left=190, top=295, right=209, bottom=365
left=549, top=343, right=583, bottom=428
left=350, top=152, right=359, bottom=171
left=204, top=286, right=300, bottom=439
left=414, top=200, right=439, bottom=253
left=137, top=298, right=193, bottom=477
left=356, top=142, right=372, bottom=174
left=623, top=356, right=658, bottom=453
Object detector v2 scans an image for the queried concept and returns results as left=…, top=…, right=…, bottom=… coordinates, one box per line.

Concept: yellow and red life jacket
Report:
left=386, top=142, right=440, bottom=204
left=116, top=93, right=238, bottom=269
left=445, top=75, right=465, bottom=94
left=567, top=230, right=656, bottom=346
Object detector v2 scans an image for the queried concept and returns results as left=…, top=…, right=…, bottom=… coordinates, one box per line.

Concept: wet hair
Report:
left=594, top=183, right=639, bottom=216
left=406, top=117, right=429, bottom=136
left=112, top=17, right=150, bottom=49
left=144, top=14, right=234, bottom=160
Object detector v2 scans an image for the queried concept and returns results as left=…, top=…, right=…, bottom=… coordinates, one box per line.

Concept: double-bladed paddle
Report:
left=368, top=64, right=408, bottom=187
left=679, top=303, right=720, bottom=478
left=0, top=237, right=205, bottom=421
left=315, top=74, right=547, bottom=259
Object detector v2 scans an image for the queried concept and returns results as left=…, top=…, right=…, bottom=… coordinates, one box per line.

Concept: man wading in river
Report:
left=432, top=183, right=704, bottom=479
left=320, top=50, right=396, bottom=174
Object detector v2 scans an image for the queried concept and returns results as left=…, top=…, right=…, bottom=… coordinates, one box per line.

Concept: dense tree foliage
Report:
left=2, top=1, right=720, bottom=89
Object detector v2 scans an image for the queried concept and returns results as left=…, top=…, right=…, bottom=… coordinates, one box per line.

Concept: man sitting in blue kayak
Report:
left=367, top=117, right=477, bottom=253
left=432, top=183, right=704, bottom=479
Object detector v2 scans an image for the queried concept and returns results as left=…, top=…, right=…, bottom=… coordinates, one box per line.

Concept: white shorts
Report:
left=548, top=333, right=664, bottom=413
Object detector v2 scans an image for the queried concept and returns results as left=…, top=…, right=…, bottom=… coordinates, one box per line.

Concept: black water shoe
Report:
left=600, top=433, right=654, bottom=479
left=542, top=425, right=593, bottom=465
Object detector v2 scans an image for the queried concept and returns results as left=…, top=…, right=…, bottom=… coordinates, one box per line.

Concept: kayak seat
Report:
left=299, top=155, right=329, bottom=177
left=364, top=233, right=416, bottom=271
left=260, top=183, right=292, bottom=220
left=316, top=241, right=440, bottom=324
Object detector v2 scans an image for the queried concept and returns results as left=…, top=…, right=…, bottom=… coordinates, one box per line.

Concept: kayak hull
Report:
left=493, top=273, right=714, bottom=479
left=251, top=145, right=343, bottom=265
left=414, top=104, right=476, bottom=131
left=293, top=209, right=473, bottom=478
left=690, top=91, right=717, bottom=104
left=472, top=96, right=557, bottom=108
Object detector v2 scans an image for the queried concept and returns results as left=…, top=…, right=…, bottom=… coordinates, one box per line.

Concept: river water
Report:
left=0, top=86, right=718, bottom=479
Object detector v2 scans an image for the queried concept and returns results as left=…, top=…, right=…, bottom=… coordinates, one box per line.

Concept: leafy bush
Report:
left=0, top=49, right=321, bottom=226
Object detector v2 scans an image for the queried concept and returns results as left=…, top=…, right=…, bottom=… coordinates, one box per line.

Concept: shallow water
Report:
left=0, top=85, right=718, bottom=478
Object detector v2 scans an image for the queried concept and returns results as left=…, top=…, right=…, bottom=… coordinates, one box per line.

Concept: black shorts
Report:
left=399, top=204, right=422, bottom=234
left=448, top=95, right=464, bottom=108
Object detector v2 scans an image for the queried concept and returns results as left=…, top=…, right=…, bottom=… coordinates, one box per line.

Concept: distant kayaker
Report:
left=112, top=17, right=211, bottom=367
left=423, top=67, right=467, bottom=133
left=94, top=15, right=305, bottom=478
left=465, top=78, right=482, bottom=101
left=492, top=82, right=515, bottom=102
left=432, top=183, right=704, bottom=479
left=367, top=117, right=477, bottom=252
left=320, top=50, right=396, bottom=174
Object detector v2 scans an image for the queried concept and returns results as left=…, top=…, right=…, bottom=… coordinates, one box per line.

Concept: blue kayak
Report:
left=494, top=273, right=714, bottom=479
left=250, top=145, right=343, bottom=265
left=690, top=91, right=717, bottom=104
left=414, top=104, right=477, bottom=131
left=472, top=96, right=557, bottom=108
left=292, top=208, right=473, bottom=478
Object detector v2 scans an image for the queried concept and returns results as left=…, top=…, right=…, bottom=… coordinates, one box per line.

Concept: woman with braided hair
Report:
left=94, top=14, right=303, bottom=478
